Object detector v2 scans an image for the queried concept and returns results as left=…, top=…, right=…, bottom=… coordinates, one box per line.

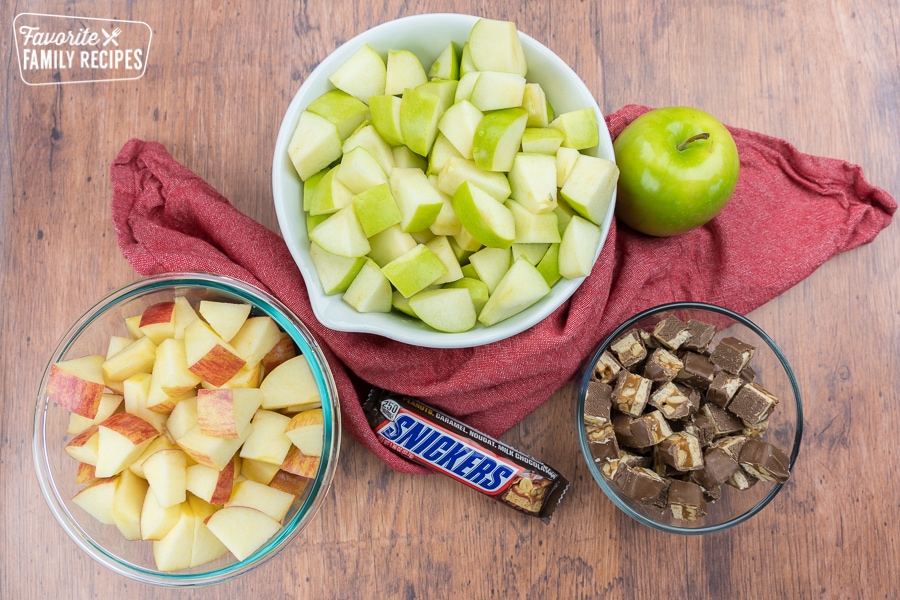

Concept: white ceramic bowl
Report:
left=273, top=13, right=616, bottom=348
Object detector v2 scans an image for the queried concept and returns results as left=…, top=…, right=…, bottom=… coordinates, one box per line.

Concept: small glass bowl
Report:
left=576, top=302, right=802, bottom=534
left=33, top=273, right=341, bottom=586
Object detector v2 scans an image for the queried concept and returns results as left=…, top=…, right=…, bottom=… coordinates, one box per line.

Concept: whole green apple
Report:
left=613, top=106, right=740, bottom=237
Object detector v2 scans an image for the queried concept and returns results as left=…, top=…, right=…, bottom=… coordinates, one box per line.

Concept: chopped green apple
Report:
left=478, top=258, right=552, bottom=327
left=459, top=42, right=477, bottom=77
left=328, top=43, right=386, bottom=102
left=453, top=71, right=479, bottom=104
left=385, top=49, right=429, bottom=96
left=426, top=132, right=464, bottom=176
left=309, top=243, right=367, bottom=295
left=309, top=205, right=370, bottom=257
left=427, top=41, right=460, bottom=80
left=352, top=182, right=402, bottom=237
left=389, top=167, right=444, bottom=232
left=472, top=107, right=528, bottom=172
left=521, top=127, right=564, bottom=155
left=393, top=145, right=427, bottom=170
left=391, top=290, right=417, bottom=317
left=512, top=242, right=551, bottom=266
left=507, top=200, right=560, bottom=244
left=522, top=83, right=552, bottom=127
left=381, top=244, right=448, bottom=298
left=307, top=165, right=354, bottom=216
left=306, top=89, right=370, bottom=141
left=558, top=214, right=602, bottom=279
left=367, top=224, right=418, bottom=267
left=555, top=146, right=581, bottom=188
left=437, top=99, right=483, bottom=160
left=451, top=181, right=516, bottom=249
left=336, top=146, right=388, bottom=195
left=535, top=243, right=562, bottom=286
left=550, top=107, right=600, bottom=150
left=559, top=153, right=620, bottom=226
left=368, top=94, right=405, bottom=147
left=408, top=288, right=477, bottom=333
left=342, top=123, right=395, bottom=176
left=468, top=246, right=512, bottom=294
left=418, top=79, right=458, bottom=111
left=444, top=276, right=490, bottom=315
left=288, top=111, right=342, bottom=182
left=400, top=85, right=445, bottom=157
left=466, top=18, right=528, bottom=76
left=343, top=259, right=393, bottom=313
left=436, top=157, right=511, bottom=201
left=469, top=71, right=527, bottom=112
left=508, top=152, right=558, bottom=214
left=424, top=235, right=464, bottom=284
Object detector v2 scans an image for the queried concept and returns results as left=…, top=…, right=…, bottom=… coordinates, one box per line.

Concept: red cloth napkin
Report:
left=110, top=104, right=896, bottom=475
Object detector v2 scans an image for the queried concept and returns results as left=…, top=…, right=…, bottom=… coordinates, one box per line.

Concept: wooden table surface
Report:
left=2, top=1, right=898, bottom=598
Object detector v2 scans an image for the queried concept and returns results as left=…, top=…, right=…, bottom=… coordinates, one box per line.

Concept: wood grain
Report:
left=2, top=1, right=898, bottom=598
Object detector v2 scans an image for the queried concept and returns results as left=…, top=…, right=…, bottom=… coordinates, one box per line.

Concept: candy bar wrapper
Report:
left=363, top=388, right=569, bottom=522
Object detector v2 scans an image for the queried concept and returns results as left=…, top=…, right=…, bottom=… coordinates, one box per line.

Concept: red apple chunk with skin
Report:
left=46, top=293, right=329, bottom=572
left=289, top=17, right=619, bottom=333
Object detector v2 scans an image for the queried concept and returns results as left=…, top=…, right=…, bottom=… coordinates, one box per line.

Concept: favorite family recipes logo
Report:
left=13, top=13, right=152, bottom=85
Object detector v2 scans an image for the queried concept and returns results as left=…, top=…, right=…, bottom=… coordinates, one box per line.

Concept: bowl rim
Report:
left=32, top=272, right=342, bottom=586
left=271, top=12, right=617, bottom=349
left=575, top=301, right=803, bottom=535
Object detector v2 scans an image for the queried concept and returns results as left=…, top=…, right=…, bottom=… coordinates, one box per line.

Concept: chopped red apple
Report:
left=47, top=355, right=106, bottom=418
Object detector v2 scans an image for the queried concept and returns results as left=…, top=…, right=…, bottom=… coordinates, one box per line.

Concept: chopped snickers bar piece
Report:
left=742, top=418, right=769, bottom=438
left=651, top=315, right=691, bottom=350
left=683, top=319, right=717, bottom=353
left=675, top=352, right=716, bottom=390
left=629, top=410, right=673, bottom=448
left=691, top=447, right=740, bottom=489
left=584, top=381, right=612, bottom=425
left=739, top=439, right=791, bottom=483
left=710, top=435, right=748, bottom=460
left=610, top=329, right=647, bottom=368
left=667, top=479, right=708, bottom=522
left=613, top=465, right=670, bottom=506
left=701, top=403, right=744, bottom=437
left=649, top=382, right=693, bottom=421
left=658, top=432, right=704, bottom=471
left=586, top=422, right=619, bottom=463
left=683, top=413, right=716, bottom=447
left=728, top=382, right=779, bottom=425
left=612, top=370, right=651, bottom=417
left=643, top=347, right=684, bottom=383
left=593, top=350, right=622, bottom=384
left=709, top=336, right=756, bottom=374
left=707, top=371, right=743, bottom=408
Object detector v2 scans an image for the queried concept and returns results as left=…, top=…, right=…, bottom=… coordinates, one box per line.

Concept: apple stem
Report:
left=677, top=132, right=710, bottom=151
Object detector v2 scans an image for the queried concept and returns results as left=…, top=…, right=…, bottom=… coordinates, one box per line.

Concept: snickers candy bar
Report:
left=700, top=403, right=744, bottom=437
left=643, top=347, right=684, bottom=383
left=683, top=319, right=717, bottom=353
left=706, top=371, right=743, bottom=408
left=649, top=382, right=693, bottom=421
left=363, top=388, right=569, bottom=521
left=739, top=439, right=791, bottom=483
left=593, top=350, right=623, bottom=384
left=658, top=432, right=704, bottom=471
left=675, top=352, right=716, bottom=390
left=612, top=370, right=651, bottom=417
left=613, top=465, right=670, bottom=507
left=609, top=329, right=647, bottom=368
left=691, top=447, right=740, bottom=489
left=651, top=314, right=691, bottom=350
left=584, top=381, right=612, bottom=425
left=729, top=382, right=779, bottom=425
left=586, top=422, right=619, bottom=463
left=666, top=479, right=708, bottom=522
left=709, top=336, right=756, bottom=374
left=629, top=410, right=673, bottom=448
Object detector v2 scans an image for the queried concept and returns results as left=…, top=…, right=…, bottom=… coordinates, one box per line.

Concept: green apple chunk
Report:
left=306, top=212, right=328, bottom=234
left=521, top=127, right=564, bottom=155
left=427, top=178, right=462, bottom=237
left=453, top=71, right=479, bottom=104
left=428, top=42, right=460, bottom=80
left=368, top=224, right=418, bottom=267
left=437, top=157, right=511, bottom=201
left=309, top=243, right=366, bottom=295
left=389, top=167, right=444, bottom=232
left=522, top=83, right=552, bottom=127
left=535, top=243, right=561, bottom=286
left=427, top=133, right=464, bottom=176
left=451, top=181, right=516, bottom=249
left=385, top=49, right=428, bottom=96
left=307, top=165, right=354, bottom=216
left=466, top=18, right=528, bottom=77
left=382, top=244, right=448, bottom=298
left=309, top=205, right=370, bottom=257
left=554, top=197, right=577, bottom=234
left=418, top=79, right=458, bottom=111
left=424, top=235, right=464, bottom=284
left=369, top=95, right=405, bottom=147
left=555, top=146, right=581, bottom=188
left=343, top=259, right=392, bottom=313
left=470, top=72, right=527, bottom=112
left=337, top=146, right=388, bottom=195
left=352, top=183, right=402, bottom=237
left=468, top=246, right=511, bottom=294
left=343, top=124, right=395, bottom=176
left=306, top=89, right=370, bottom=141
left=507, top=200, right=560, bottom=244
left=478, top=258, right=551, bottom=327
left=444, top=276, right=490, bottom=315
left=472, top=108, right=528, bottom=172
left=512, top=242, right=551, bottom=266
left=559, top=214, right=602, bottom=279
left=408, top=288, right=477, bottom=333
left=328, top=43, right=386, bottom=102
left=508, top=152, right=558, bottom=214
left=459, top=42, right=477, bottom=77
left=391, top=290, right=416, bottom=317
left=452, top=226, right=484, bottom=253
left=302, top=168, right=327, bottom=212
left=393, top=146, right=427, bottom=170
left=400, top=85, right=445, bottom=157
left=288, top=111, right=342, bottom=181
left=550, top=108, right=600, bottom=150
left=437, top=99, right=484, bottom=160
left=559, top=154, right=620, bottom=226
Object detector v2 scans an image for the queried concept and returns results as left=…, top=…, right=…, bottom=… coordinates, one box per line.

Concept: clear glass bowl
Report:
left=33, top=273, right=341, bottom=586
left=575, top=302, right=802, bottom=534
